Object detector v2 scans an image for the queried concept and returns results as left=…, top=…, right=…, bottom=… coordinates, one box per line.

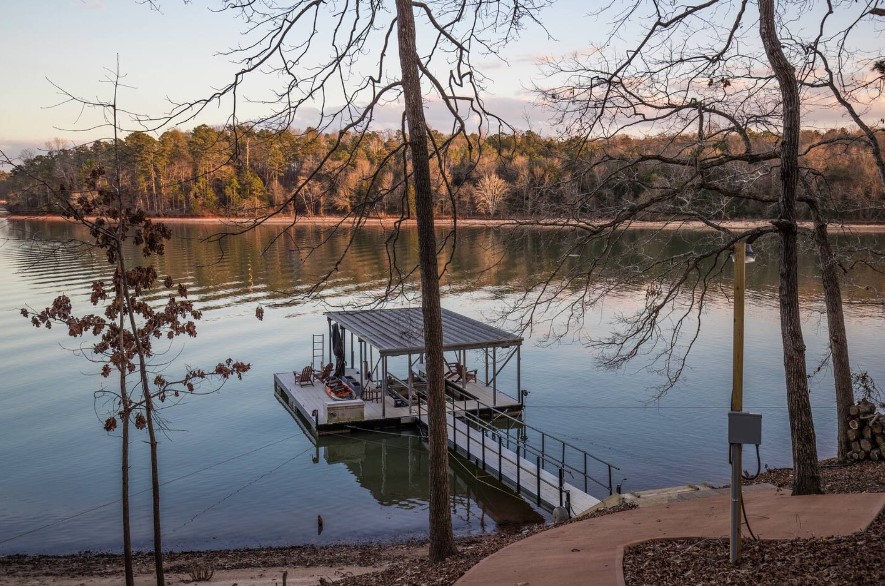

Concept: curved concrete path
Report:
left=457, top=485, right=885, bottom=586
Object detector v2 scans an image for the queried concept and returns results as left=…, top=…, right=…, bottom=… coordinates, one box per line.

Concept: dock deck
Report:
left=274, top=369, right=522, bottom=434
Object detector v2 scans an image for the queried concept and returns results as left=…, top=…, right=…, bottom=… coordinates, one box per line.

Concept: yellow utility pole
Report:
left=730, top=241, right=746, bottom=564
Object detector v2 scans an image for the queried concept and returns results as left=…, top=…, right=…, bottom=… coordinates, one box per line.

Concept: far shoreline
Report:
left=5, top=212, right=885, bottom=233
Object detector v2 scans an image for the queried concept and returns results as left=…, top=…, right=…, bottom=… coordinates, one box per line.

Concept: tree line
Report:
left=3, top=125, right=884, bottom=221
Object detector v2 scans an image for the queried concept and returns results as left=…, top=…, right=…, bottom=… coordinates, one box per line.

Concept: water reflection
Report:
left=6, top=219, right=885, bottom=314
left=278, top=394, right=545, bottom=529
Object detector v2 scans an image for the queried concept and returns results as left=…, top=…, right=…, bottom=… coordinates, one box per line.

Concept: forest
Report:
left=3, top=125, right=884, bottom=221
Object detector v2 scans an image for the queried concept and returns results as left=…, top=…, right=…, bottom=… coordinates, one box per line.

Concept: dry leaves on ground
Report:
left=623, top=460, right=885, bottom=585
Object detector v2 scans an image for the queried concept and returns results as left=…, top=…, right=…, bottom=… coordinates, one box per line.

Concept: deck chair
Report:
left=444, top=362, right=460, bottom=381
left=456, top=362, right=478, bottom=383
left=313, top=362, right=333, bottom=383
left=295, top=365, right=314, bottom=386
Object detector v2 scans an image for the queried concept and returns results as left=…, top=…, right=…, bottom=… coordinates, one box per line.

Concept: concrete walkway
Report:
left=456, top=485, right=885, bottom=586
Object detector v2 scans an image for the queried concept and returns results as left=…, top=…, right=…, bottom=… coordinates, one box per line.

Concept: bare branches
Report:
left=501, top=0, right=885, bottom=398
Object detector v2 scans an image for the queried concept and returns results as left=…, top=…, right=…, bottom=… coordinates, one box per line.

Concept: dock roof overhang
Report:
left=324, top=308, right=522, bottom=357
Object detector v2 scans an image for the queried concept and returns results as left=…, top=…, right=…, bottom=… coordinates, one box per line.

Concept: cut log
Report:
left=863, top=426, right=873, bottom=440
left=876, top=434, right=885, bottom=447
left=860, top=438, right=873, bottom=453
left=859, top=400, right=876, bottom=415
left=871, top=448, right=882, bottom=461
left=871, top=421, right=883, bottom=435
left=851, top=440, right=862, bottom=453
left=849, top=450, right=861, bottom=461
left=847, top=429, right=860, bottom=442
left=849, top=418, right=861, bottom=430
left=849, top=404, right=861, bottom=417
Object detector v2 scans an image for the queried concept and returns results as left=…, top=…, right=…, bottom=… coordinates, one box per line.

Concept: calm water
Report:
left=1, top=218, right=883, bottom=555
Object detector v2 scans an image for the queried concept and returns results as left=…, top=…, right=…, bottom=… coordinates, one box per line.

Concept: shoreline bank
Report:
left=5, top=213, right=885, bottom=233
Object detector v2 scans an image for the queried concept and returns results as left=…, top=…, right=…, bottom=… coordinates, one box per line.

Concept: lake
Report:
left=1, top=217, right=883, bottom=555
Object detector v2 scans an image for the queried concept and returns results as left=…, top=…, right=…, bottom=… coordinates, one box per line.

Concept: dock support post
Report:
left=485, top=349, right=489, bottom=386
left=498, top=436, right=503, bottom=481
left=358, top=341, right=364, bottom=389
left=536, top=455, right=542, bottom=506
left=381, top=356, right=388, bottom=417
left=350, top=331, right=354, bottom=367
left=481, top=431, right=486, bottom=471
left=407, top=353, right=413, bottom=414
left=492, top=347, right=497, bottom=406
left=558, top=467, right=564, bottom=507
left=327, top=318, right=332, bottom=365
left=516, top=346, right=521, bottom=405
left=516, top=444, right=521, bottom=492
left=608, top=465, right=613, bottom=496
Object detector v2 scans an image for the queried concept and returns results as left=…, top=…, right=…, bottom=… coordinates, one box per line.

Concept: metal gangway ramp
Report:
left=416, top=395, right=619, bottom=518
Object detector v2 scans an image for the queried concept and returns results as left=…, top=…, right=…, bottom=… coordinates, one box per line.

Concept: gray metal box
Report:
left=728, top=411, right=762, bottom=445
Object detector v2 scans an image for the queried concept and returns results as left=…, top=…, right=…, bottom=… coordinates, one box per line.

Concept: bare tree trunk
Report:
left=759, top=0, right=822, bottom=495
left=139, top=381, right=164, bottom=585
left=112, top=96, right=166, bottom=584
left=395, top=0, right=457, bottom=562
left=808, top=202, right=853, bottom=461
left=119, top=311, right=134, bottom=586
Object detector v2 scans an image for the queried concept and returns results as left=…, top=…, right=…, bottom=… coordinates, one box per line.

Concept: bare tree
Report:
left=474, top=172, right=509, bottom=216
left=511, top=0, right=885, bottom=493
left=7, top=65, right=251, bottom=585
left=144, top=0, right=549, bottom=562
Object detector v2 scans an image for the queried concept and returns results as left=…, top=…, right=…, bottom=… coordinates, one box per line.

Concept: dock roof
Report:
left=324, top=308, right=522, bottom=356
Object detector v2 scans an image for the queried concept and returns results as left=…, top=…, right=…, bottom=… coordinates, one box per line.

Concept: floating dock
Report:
left=274, top=368, right=522, bottom=434
left=277, top=307, right=618, bottom=517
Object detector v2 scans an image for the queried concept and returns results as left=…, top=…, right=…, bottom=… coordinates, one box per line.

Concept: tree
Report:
left=6, top=68, right=251, bottom=585
left=474, top=172, right=509, bottom=216
left=758, top=0, right=819, bottom=494
left=146, top=0, right=549, bottom=561
left=514, top=0, right=885, bottom=494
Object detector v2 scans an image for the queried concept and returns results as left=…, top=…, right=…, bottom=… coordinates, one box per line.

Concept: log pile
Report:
left=847, top=400, right=885, bottom=462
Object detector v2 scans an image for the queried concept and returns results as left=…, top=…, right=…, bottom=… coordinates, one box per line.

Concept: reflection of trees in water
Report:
left=6, top=220, right=885, bottom=312
left=316, top=431, right=544, bottom=528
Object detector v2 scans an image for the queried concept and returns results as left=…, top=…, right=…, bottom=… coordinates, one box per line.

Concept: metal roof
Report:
left=324, top=308, right=522, bottom=356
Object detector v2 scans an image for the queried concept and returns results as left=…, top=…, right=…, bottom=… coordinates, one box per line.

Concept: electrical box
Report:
left=728, top=411, right=762, bottom=445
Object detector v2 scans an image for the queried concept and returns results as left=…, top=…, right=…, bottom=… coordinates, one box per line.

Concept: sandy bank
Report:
left=5, top=213, right=885, bottom=233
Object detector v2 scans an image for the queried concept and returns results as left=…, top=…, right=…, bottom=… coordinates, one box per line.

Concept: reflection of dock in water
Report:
left=277, top=395, right=544, bottom=528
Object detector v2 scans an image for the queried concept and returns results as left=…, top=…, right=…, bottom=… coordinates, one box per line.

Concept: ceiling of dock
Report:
left=324, top=308, right=522, bottom=356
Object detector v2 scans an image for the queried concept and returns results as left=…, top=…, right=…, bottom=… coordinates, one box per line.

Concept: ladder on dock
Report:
left=416, top=396, right=619, bottom=518
left=312, top=334, right=325, bottom=370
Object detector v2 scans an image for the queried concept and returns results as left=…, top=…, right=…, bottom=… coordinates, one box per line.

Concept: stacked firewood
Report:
left=847, top=400, right=885, bottom=461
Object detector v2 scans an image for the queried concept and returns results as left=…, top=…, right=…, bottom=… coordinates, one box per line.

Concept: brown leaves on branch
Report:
left=20, top=164, right=249, bottom=434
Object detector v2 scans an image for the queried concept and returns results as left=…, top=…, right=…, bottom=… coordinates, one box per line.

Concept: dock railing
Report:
left=417, top=392, right=620, bottom=503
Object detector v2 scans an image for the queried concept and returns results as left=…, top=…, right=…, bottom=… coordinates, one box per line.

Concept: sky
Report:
left=1, top=1, right=883, bottom=160
left=0, top=0, right=588, bottom=158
